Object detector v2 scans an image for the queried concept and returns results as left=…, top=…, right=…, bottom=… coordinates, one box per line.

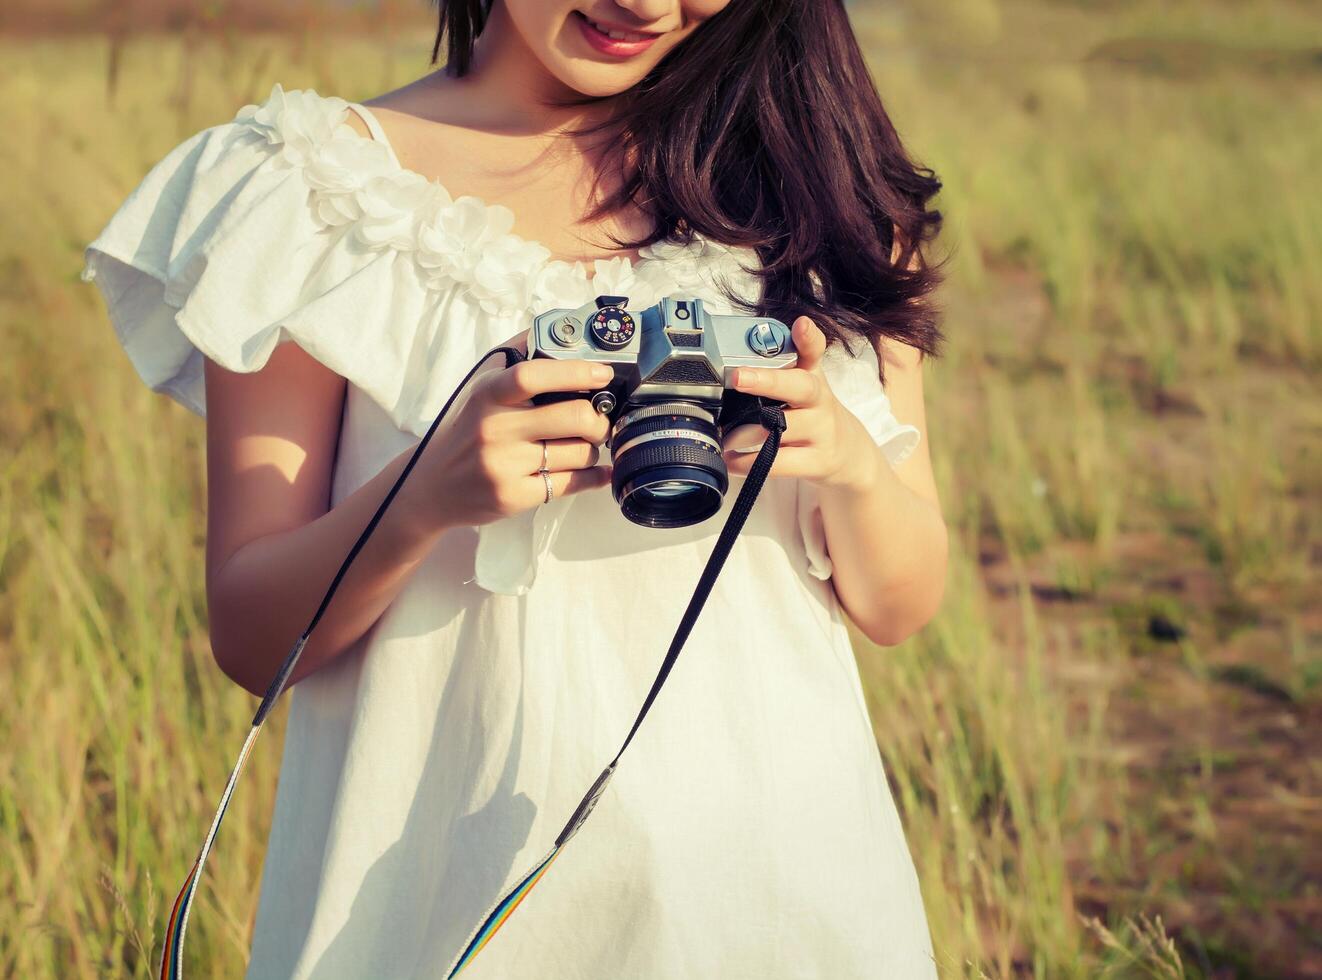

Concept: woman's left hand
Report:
left=722, top=315, right=880, bottom=493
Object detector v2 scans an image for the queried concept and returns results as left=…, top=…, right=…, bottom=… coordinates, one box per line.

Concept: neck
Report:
left=459, top=3, right=616, bottom=138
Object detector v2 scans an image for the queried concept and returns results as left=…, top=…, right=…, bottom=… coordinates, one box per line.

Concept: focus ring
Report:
left=612, top=441, right=728, bottom=494
left=613, top=401, right=716, bottom=438
left=611, top=412, right=718, bottom=450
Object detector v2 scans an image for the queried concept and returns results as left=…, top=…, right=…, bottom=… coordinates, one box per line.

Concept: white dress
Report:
left=82, top=83, right=937, bottom=980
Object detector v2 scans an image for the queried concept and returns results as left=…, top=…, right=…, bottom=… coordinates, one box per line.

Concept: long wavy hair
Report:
left=431, top=0, right=945, bottom=369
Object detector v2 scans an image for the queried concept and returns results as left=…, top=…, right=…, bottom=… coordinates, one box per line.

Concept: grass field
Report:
left=2, top=1, right=1318, bottom=976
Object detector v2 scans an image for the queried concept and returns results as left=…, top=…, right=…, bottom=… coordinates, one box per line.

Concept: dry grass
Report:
left=2, top=1, right=1318, bottom=976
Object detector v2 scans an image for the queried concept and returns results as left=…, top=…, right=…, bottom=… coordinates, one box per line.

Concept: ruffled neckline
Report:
left=230, top=83, right=759, bottom=317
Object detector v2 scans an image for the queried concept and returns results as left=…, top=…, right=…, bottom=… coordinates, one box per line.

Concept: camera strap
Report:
left=158, top=345, right=788, bottom=980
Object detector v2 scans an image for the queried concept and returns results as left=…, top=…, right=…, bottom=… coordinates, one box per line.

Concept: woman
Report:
left=82, top=0, right=949, bottom=976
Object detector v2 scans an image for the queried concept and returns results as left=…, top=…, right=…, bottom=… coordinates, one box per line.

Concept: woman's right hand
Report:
left=410, top=340, right=616, bottom=532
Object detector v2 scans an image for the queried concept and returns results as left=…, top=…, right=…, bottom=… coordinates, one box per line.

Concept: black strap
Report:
left=554, top=400, right=788, bottom=847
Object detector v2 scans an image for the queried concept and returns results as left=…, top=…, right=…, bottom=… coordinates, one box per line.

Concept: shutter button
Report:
left=551, top=316, right=581, bottom=347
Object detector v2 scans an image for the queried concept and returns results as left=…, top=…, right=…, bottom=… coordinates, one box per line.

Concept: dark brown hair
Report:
left=432, top=0, right=945, bottom=369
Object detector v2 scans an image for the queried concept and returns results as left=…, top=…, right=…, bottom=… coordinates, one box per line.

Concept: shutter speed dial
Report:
left=588, top=306, right=636, bottom=350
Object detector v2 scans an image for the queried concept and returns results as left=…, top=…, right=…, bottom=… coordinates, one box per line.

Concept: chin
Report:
left=550, top=60, right=653, bottom=99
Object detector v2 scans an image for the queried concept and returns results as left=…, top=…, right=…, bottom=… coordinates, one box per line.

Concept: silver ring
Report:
left=541, top=470, right=554, bottom=504
left=539, top=439, right=550, bottom=474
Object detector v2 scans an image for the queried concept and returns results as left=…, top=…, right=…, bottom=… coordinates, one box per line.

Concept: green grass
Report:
left=2, top=2, right=1319, bottom=975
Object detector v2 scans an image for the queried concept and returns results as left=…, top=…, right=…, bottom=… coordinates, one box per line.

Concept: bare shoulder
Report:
left=344, top=73, right=519, bottom=188
left=342, top=73, right=438, bottom=133
left=869, top=332, right=940, bottom=506
left=358, top=71, right=454, bottom=113
left=872, top=334, right=925, bottom=375
left=354, top=72, right=489, bottom=140
left=870, top=334, right=929, bottom=439
left=863, top=226, right=930, bottom=395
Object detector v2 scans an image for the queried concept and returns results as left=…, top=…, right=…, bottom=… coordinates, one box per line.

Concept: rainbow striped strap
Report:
left=159, top=725, right=264, bottom=980
left=444, top=846, right=562, bottom=977
left=444, top=763, right=617, bottom=977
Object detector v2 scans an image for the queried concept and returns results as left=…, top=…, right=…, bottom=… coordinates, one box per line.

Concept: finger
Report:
left=488, top=357, right=614, bottom=406
left=791, top=315, right=827, bottom=373
left=512, top=397, right=612, bottom=444
left=729, top=364, right=825, bottom=407
left=524, top=465, right=613, bottom=506
left=722, top=410, right=819, bottom=452
left=722, top=445, right=822, bottom=479
left=721, top=423, right=766, bottom=454
left=525, top=438, right=602, bottom=474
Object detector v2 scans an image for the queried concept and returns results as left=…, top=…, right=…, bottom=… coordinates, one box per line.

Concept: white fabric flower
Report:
left=353, top=170, right=450, bottom=251
left=671, top=235, right=760, bottom=310
left=416, top=196, right=514, bottom=289
left=234, top=83, right=348, bottom=168
left=304, top=136, right=396, bottom=226
left=634, top=234, right=718, bottom=303
left=472, top=234, right=553, bottom=315
left=705, top=239, right=759, bottom=284
left=589, top=255, right=639, bottom=299
left=636, top=236, right=696, bottom=265
left=532, top=259, right=592, bottom=310
left=632, top=255, right=683, bottom=304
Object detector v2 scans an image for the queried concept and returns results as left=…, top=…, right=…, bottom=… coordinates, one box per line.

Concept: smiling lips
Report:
left=575, top=11, right=663, bottom=57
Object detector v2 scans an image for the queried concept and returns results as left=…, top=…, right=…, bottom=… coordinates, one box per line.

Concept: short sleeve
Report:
left=797, top=340, right=921, bottom=581
left=78, top=84, right=500, bottom=437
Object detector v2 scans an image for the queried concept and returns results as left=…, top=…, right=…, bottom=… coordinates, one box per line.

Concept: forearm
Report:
left=207, top=444, right=447, bottom=698
left=816, top=446, right=948, bottom=646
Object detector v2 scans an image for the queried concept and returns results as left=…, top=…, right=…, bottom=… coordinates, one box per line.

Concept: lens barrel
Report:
left=610, top=401, right=728, bottom=528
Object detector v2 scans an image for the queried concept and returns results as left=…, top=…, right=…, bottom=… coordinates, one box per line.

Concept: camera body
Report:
left=529, top=294, right=797, bottom=528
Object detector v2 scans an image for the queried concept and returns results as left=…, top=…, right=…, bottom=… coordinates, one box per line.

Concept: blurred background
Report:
left=1, top=0, right=1318, bottom=976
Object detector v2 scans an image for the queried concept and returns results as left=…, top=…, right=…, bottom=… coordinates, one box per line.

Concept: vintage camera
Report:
left=529, top=294, right=797, bottom=528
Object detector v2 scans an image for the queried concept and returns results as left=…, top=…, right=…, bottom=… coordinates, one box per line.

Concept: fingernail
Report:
left=734, top=369, right=757, bottom=389
left=591, top=364, right=613, bottom=382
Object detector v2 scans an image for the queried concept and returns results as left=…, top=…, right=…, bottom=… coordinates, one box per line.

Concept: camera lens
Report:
left=610, top=402, right=728, bottom=528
